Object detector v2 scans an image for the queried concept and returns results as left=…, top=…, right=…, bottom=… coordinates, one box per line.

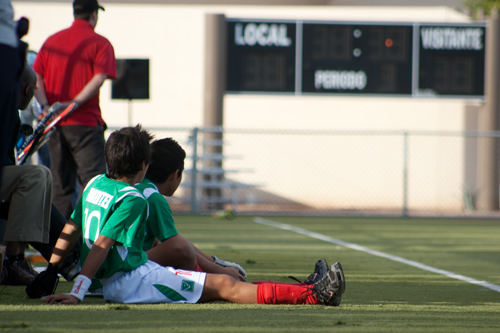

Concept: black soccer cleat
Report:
left=303, top=258, right=329, bottom=285
left=312, top=261, right=345, bottom=306
left=288, top=258, right=329, bottom=285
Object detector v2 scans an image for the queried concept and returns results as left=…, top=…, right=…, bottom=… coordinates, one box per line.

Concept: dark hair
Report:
left=145, top=138, right=186, bottom=183
left=105, top=125, right=153, bottom=179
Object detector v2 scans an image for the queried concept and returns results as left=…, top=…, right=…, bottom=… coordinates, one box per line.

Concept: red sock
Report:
left=253, top=280, right=308, bottom=286
left=194, top=262, right=204, bottom=272
left=252, top=280, right=271, bottom=285
left=256, top=283, right=321, bottom=305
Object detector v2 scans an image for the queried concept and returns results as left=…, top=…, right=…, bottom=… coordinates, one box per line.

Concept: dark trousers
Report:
left=48, top=124, right=107, bottom=219
left=0, top=44, right=23, bottom=183
left=29, top=204, right=81, bottom=261
left=1, top=202, right=81, bottom=265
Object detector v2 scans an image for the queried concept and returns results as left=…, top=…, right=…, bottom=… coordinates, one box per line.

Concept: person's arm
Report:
left=34, top=73, right=50, bottom=116
left=44, top=235, right=116, bottom=305
left=194, top=247, right=246, bottom=282
left=25, top=219, right=81, bottom=299
left=69, top=73, right=108, bottom=108
left=49, top=219, right=81, bottom=269
left=78, top=235, right=116, bottom=281
left=35, top=73, right=108, bottom=116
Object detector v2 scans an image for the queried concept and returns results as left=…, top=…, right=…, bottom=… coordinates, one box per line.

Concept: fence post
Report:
left=403, top=131, right=409, bottom=217
left=477, top=9, right=500, bottom=211
left=203, top=14, right=227, bottom=210
left=190, top=127, right=199, bottom=214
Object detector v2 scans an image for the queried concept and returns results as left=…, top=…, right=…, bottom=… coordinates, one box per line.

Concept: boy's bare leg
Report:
left=146, top=234, right=197, bottom=270
left=146, top=235, right=245, bottom=281
left=199, top=274, right=257, bottom=304
left=193, top=246, right=214, bottom=262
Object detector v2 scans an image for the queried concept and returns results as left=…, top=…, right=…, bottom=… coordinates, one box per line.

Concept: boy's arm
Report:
left=44, top=235, right=116, bottom=305
left=194, top=246, right=246, bottom=282
left=78, top=234, right=116, bottom=280
left=49, top=219, right=81, bottom=269
left=26, top=219, right=82, bottom=299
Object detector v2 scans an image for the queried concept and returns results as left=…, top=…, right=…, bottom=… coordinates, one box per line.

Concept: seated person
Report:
left=139, top=138, right=246, bottom=281
left=87, top=137, right=246, bottom=294
left=27, top=125, right=345, bottom=307
left=1, top=64, right=79, bottom=285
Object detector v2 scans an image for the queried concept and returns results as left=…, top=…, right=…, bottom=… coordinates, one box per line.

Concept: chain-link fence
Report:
left=111, top=126, right=500, bottom=218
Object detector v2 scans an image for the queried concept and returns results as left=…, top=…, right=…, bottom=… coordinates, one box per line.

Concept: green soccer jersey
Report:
left=71, top=174, right=149, bottom=280
left=135, top=178, right=178, bottom=251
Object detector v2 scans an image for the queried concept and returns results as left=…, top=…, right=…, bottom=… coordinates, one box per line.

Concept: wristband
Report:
left=68, top=275, right=92, bottom=301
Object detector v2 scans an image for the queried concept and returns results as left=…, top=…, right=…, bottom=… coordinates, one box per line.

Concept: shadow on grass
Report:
left=2, top=281, right=500, bottom=332
left=347, top=278, right=500, bottom=306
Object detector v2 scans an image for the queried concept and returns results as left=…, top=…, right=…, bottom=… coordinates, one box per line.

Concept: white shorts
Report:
left=101, top=261, right=206, bottom=304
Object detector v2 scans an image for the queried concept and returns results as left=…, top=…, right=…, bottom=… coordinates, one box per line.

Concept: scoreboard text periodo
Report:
left=226, top=19, right=486, bottom=98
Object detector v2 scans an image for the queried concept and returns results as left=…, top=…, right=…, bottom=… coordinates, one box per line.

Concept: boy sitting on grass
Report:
left=27, top=125, right=345, bottom=306
left=139, top=138, right=245, bottom=281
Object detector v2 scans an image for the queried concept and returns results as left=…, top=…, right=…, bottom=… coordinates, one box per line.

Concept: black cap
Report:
left=73, top=0, right=105, bottom=14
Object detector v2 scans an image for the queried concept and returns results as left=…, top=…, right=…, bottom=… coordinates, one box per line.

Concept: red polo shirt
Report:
left=33, top=20, right=116, bottom=127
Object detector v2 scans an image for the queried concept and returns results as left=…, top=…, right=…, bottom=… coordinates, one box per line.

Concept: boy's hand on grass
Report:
left=43, top=293, right=80, bottom=305
left=225, top=267, right=246, bottom=282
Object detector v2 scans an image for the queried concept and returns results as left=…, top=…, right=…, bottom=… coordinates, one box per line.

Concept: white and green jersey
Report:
left=71, top=174, right=149, bottom=280
left=135, top=178, right=178, bottom=251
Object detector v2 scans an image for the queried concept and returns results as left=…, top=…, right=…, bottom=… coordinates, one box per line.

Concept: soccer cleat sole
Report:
left=332, top=262, right=346, bottom=296
left=328, top=262, right=345, bottom=306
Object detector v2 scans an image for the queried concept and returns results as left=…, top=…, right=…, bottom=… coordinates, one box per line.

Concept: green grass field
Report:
left=1, top=215, right=499, bottom=332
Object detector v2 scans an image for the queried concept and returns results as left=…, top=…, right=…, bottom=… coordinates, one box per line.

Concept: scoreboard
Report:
left=226, top=19, right=486, bottom=98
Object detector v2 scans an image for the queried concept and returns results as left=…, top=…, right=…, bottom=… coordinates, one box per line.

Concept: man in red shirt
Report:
left=34, top=0, right=116, bottom=219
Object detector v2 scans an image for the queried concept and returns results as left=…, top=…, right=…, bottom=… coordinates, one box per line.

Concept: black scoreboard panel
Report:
left=302, top=23, right=413, bottom=95
left=226, top=19, right=486, bottom=98
left=417, top=25, right=486, bottom=97
left=226, top=21, right=296, bottom=93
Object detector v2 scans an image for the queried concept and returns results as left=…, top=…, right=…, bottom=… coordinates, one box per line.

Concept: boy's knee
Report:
left=173, top=242, right=196, bottom=263
left=148, top=235, right=197, bottom=269
left=206, top=274, right=238, bottom=297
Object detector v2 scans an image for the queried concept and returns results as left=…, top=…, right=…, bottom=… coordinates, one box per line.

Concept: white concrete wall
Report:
left=11, top=2, right=483, bottom=210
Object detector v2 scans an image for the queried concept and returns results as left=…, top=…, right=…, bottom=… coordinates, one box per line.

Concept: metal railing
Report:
left=109, top=126, right=500, bottom=218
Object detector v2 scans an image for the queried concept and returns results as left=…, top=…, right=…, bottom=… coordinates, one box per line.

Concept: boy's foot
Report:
left=312, top=262, right=345, bottom=306
left=303, top=258, right=329, bottom=285
left=212, top=255, right=247, bottom=278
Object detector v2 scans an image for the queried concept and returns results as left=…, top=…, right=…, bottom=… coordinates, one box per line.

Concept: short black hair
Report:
left=105, top=125, right=153, bottom=179
left=145, top=138, right=186, bottom=183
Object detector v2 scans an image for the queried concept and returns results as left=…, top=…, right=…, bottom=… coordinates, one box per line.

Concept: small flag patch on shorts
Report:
left=181, top=280, right=194, bottom=292
left=153, top=284, right=187, bottom=301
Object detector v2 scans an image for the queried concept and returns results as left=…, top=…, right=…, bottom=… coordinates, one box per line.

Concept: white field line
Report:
left=253, top=217, right=500, bottom=293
